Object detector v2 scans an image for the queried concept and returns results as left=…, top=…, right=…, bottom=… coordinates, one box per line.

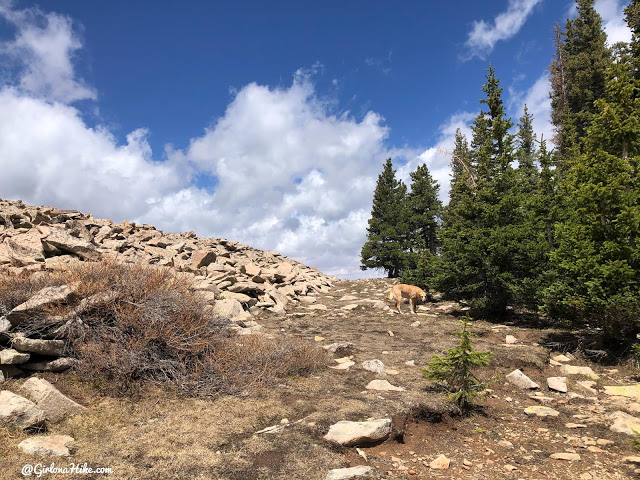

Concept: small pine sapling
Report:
left=423, top=315, right=493, bottom=413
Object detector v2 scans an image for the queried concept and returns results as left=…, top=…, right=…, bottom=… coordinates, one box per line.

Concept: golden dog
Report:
left=386, top=284, right=428, bottom=314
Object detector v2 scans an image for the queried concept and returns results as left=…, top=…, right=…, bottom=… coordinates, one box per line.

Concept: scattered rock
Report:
left=429, top=454, right=450, bottom=470
left=552, top=354, right=571, bottom=363
left=0, top=348, right=30, bottom=364
left=506, top=369, right=539, bottom=389
left=308, top=304, right=328, bottom=311
left=565, top=423, right=587, bottom=428
left=505, top=335, right=518, bottom=344
left=323, top=418, right=392, bottom=446
left=609, top=411, right=640, bottom=436
left=341, top=304, right=359, bottom=311
left=0, top=390, right=45, bottom=429
left=21, top=357, right=75, bottom=373
left=329, top=361, right=355, bottom=370
left=20, top=377, right=86, bottom=423
left=326, top=466, right=374, bottom=480
left=576, top=381, right=598, bottom=396
left=547, top=376, right=568, bottom=393
left=324, top=342, right=355, bottom=355
left=18, top=435, right=74, bottom=456
left=361, top=359, right=385, bottom=374
left=11, top=336, right=65, bottom=356
left=560, top=365, right=599, bottom=379
left=603, top=385, right=640, bottom=401
left=6, top=284, right=77, bottom=327
left=550, top=452, right=580, bottom=461
left=365, top=379, right=405, bottom=392
left=524, top=406, right=560, bottom=417
left=623, top=456, right=640, bottom=465
left=338, top=295, right=358, bottom=302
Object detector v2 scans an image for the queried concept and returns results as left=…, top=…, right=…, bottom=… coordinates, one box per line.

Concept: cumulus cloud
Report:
left=463, top=0, right=542, bottom=60
left=596, top=0, right=632, bottom=45
left=0, top=1, right=96, bottom=103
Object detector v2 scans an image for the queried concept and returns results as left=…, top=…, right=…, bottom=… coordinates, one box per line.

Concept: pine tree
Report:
left=407, top=163, right=442, bottom=255
left=550, top=0, right=611, bottom=169
left=401, top=163, right=443, bottom=288
left=516, top=105, right=538, bottom=196
left=438, top=66, right=519, bottom=315
left=546, top=46, right=640, bottom=341
left=361, top=158, right=408, bottom=278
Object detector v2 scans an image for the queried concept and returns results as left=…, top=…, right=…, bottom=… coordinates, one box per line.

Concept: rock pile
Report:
left=0, top=198, right=336, bottom=380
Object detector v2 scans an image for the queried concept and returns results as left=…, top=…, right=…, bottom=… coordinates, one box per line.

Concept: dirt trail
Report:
left=257, top=278, right=640, bottom=479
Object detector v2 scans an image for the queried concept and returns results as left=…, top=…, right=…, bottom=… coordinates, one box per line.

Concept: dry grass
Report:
left=0, top=260, right=326, bottom=397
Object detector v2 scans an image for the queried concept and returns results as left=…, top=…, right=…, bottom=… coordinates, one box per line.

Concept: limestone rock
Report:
left=20, top=377, right=86, bottom=423
left=11, top=336, right=65, bottom=356
left=505, top=335, right=518, bottom=344
left=603, top=385, right=640, bottom=401
left=576, top=381, right=598, bottom=395
left=560, top=365, right=599, bottom=379
left=339, top=295, right=358, bottom=302
left=547, top=376, right=568, bottom=393
left=365, top=379, right=404, bottom=391
left=190, top=250, right=217, bottom=270
left=326, top=466, right=374, bottom=480
left=42, top=227, right=99, bottom=260
left=308, top=304, right=328, bottom=311
left=18, top=435, right=74, bottom=456
left=0, top=348, right=30, bottom=364
left=324, top=342, right=355, bottom=355
left=329, top=361, right=355, bottom=370
left=550, top=453, right=580, bottom=461
left=361, top=359, right=385, bottom=374
left=6, top=229, right=45, bottom=265
left=6, top=284, right=77, bottom=327
left=552, top=354, right=571, bottom=363
left=0, top=390, right=45, bottom=429
left=212, top=299, right=247, bottom=319
left=506, top=369, right=539, bottom=389
left=21, top=357, right=75, bottom=373
left=524, top=406, right=560, bottom=417
left=341, top=304, right=359, bottom=311
left=609, top=411, right=640, bottom=436
left=429, top=454, right=450, bottom=470
left=219, top=291, right=253, bottom=304
left=323, top=418, right=392, bottom=446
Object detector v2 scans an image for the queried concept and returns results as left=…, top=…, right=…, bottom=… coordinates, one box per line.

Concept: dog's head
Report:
left=420, top=291, right=427, bottom=303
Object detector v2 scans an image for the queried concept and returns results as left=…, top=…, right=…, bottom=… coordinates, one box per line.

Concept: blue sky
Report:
left=0, top=0, right=632, bottom=277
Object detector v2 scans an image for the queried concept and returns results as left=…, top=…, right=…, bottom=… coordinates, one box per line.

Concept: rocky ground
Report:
left=3, top=276, right=640, bottom=479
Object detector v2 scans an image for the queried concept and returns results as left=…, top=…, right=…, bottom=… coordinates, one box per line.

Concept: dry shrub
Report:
left=0, top=260, right=326, bottom=396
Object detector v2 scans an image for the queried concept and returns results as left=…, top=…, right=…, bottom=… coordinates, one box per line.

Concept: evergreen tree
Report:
left=401, top=163, right=443, bottom=289
left=516, top=105, right=538, bottom=196
left=546, top=46, right=640, bottom=341
left=361, top=158, right=408, bottom=278
left=550, top=0, right=611, bottom=169
left=438, top=66, right=519, bottom=315
left=407, top=163, right=442, bottom=255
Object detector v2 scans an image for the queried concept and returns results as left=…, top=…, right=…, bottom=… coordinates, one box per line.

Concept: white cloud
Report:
left=464, top=0, right=543, bottom=60
left=516, top=72, right=553, bottom=145
left=596, top=0, right=632, bottom=45
left=0, top=1, right=96, bottom=103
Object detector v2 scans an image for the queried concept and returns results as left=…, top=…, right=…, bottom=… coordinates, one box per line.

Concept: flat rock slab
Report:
left=550, top=453, right=580, bottom=461
left=506, top=369, right=539, bottom=389
left=326, top=466, right=374, bottom=480
left=361, top=359, right=385, bottom=374
left=341, top=304, right=359, bottom=310
left=0, top=390, right=45, bottom=429
left=21, top=357, right=75, bottom=373
left=552, top=354, right=571, bottom=363
left=560, top=365, right=599, bottom=379
left=308, top=304, right=328, bottom=311
left=524, top=406, right=560, bottom=417
left=0, top=348, right=30, bottom=364
left=18, top=435, right=74, bottom=456
left=324, top=418, right=392, bottom=446
left=11, top=336, right=65, bottom=356
left=329, top=361, right=355, bottom=370
left=20, top=377, right=86, bottom=423
left=505, top=335, right=518, bottom=344
left=6, top=284, right=76, bottom=326
left=603, top=385, right=640, bottom=401
left=366, top=379, right=405, bottom=391
left=338, top=295, right=358, bottom=302
left=547, top=376, right=568, bottom=393
left=576, top=381, right=598, bottom=395
left=609, top=411, right=640, bottom=436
